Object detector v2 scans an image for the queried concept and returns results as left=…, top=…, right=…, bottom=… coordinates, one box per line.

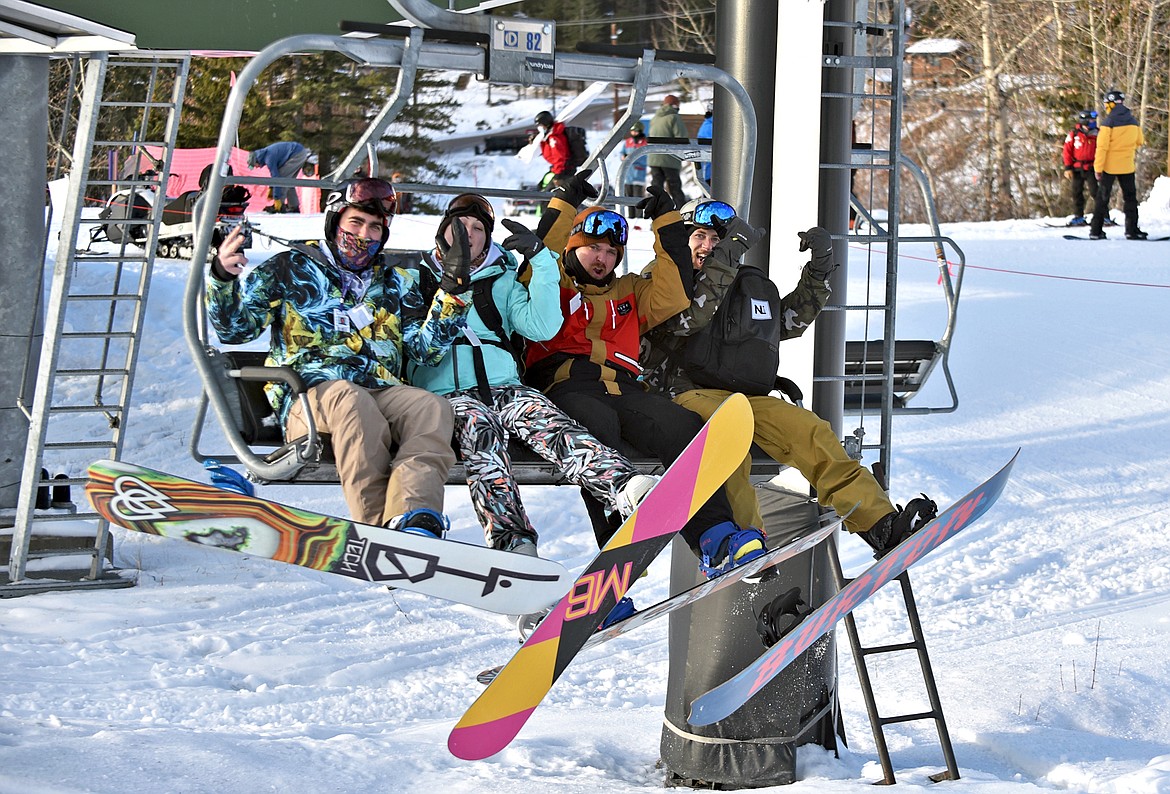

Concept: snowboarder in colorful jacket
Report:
left=206, top=177, right=460, bottom=537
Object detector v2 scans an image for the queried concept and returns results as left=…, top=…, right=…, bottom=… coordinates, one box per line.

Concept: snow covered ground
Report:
left=4, top=147, right=1170, bottom=794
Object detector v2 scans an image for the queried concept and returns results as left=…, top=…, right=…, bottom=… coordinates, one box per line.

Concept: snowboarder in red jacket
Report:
left=1061, top=109, right=1098, bottom=225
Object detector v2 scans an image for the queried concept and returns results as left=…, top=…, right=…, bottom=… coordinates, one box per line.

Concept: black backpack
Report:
left=683, top=265, right=783, bottom=395
left=563, top=126, right=589, bottom=171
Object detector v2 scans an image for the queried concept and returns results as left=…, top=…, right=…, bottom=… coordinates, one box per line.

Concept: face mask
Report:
left=335, top=227, right=382, bottom=271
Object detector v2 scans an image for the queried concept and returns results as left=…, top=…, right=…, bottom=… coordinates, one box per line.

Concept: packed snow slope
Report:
left=2, top=177, right=1169, bottom=793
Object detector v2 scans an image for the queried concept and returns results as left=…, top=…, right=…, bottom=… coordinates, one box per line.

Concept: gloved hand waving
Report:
left=636, top=186, right=675, bottom=220
left=712, top=217, right=766, bottom=263
left=500, top=218, right=545, bottom=260
left=437, top=219, right=473, bottom=295
left=797, top=226, right=836, bottom=280
left=551, top=169, right=600, bottom=208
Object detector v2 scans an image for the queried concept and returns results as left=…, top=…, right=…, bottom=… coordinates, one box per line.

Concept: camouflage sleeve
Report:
left=399, top=262, right=471, bottom=367
left=659, top=244, right=737, bottom=338
left=778, top=265, right=832, bottom=341
left=204, top=255, right=282, bottom=345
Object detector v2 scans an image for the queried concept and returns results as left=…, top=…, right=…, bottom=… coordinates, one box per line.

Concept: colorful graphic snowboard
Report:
left=688, top=450, right=1018, bottom=726
left=474, top=508, right=849, bottom=685
left=86, top=459, right=570, bottom=615
left=447, top=393, right=754, bottom=760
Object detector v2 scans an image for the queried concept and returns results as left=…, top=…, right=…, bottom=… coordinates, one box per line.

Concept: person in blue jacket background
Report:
left=248, top=141, right=314, bottom=213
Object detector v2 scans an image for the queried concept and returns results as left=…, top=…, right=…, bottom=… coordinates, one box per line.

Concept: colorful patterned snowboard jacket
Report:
left=205, top=242, right=470, bottom=427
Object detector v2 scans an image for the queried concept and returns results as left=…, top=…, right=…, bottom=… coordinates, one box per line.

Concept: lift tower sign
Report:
left=488, top=17, right=555, bottom=86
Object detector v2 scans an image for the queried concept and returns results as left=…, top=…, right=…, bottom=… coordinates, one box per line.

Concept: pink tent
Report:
left=139, top=146, right=321, bottom=214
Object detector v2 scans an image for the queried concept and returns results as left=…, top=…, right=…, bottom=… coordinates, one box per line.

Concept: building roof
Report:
left=905, top=38, right=969, bottom=56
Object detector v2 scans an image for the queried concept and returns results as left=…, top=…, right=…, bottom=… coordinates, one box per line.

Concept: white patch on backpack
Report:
left=750, top=299, right=772, bottom=320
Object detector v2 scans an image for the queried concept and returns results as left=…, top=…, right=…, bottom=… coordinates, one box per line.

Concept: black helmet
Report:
left=534, top=110, right=555, bottom=128
left=324, top=177, right=396, bottom=245
left=1104, top=89, right=1125, bottom=104
left=1077, top=109, right=1098, bottom=129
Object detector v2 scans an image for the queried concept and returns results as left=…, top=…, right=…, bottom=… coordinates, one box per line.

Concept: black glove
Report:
left=551, top=168, right=599, bottom=208
left=712, top=217, right=766, bottom=263
left=436, top=218, right=472, bottom=295
left=500, top=218, right=544, bottom=260
left=797, top=226, right=835, bottom=280
left=636, top=185, right=675, bottom=220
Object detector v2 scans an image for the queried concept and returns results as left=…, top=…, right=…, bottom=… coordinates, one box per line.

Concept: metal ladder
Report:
left=817, top=2, right=959, bottom=782
left=3, top=52, right=190, bottom=595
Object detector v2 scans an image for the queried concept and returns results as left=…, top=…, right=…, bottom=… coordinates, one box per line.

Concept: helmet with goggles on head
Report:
left=563, top=207, right=629, bottom=286
left=1077, top=109, right=1098, bottom=130
left=679, top=199, right=738, bottom=233
left=324, top=177, right=397, bottom=245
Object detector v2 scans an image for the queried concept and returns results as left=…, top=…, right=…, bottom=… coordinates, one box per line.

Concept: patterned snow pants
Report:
left=448, top=385, right=641, bottom=550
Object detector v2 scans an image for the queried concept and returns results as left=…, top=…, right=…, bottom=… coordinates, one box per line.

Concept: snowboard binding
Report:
left=755, top=586, right=811, bottom=648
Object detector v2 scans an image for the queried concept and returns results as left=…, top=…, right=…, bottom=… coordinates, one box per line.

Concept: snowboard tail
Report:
left=86, top=459, right=571, bottom=615
left=688, top=450, right=1019, bottom=726
left=448, top=393, right=755, bottom=760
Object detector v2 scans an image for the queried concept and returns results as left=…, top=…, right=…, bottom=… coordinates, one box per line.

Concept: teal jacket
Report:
left=404, top=242, right=564, bottom=395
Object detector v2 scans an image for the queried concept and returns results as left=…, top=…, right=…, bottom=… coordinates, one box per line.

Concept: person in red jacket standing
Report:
left=1061, top=109, right=1098, bottom=226
left=534, top=110, right=572, bottom=190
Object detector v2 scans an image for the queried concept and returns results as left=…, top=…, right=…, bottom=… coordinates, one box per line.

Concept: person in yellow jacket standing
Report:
left=1089, top=89, right=1146, bottom=240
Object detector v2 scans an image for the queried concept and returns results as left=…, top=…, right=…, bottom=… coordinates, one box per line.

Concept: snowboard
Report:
left=474, top=508, right=852, bottom=685
left=447, top=393, right=755, bottom=760
left=86, top=459, right=571, bottom=615
left=1063, top=234, right=1169, bottom=241
left=688, top=450, right=1019, bottom=727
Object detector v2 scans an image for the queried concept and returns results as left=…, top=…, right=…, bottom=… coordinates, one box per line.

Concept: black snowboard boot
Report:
left=861, top=495, right=938, bottom=559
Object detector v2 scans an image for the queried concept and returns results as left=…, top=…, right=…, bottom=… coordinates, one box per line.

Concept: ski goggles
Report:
left=446, top=193, right=495, bottom=225
left=571, top=209, right=628, bottom=247
left=333, top=178, right=398, bottom=217
left=683, top=200, right=737, bottom=230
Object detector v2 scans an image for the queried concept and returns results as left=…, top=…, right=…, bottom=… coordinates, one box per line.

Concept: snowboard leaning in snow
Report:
left=86, top=459, right=571, bottom=615
left=688, top=450, right=1019, bottom=727
left=448, top=393, right=754, bottom=760
left=474, top=508, right=852, bottom=685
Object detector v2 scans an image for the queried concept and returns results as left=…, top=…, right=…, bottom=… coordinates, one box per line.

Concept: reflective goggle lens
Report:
left=688, top=200, right=737, bottom=229
left=446, top=193, right=495, bottom=223
left=573, top=210, right=629, bottom=246
left=343, top=178, right=397, bottom=216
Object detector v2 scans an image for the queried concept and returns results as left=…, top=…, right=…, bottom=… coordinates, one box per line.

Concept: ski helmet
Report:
left=679, top=199, right=737, bottom=232
left=323, top=177, right=396, bottom=245
left=534, top=110, right=555, bottom=129
left=1104, top=89, right=1125, bottom=104
left=1077, top=109, right=1098, bottom=129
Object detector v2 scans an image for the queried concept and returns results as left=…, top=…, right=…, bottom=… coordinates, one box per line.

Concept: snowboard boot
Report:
left=861, top=495, right=938, bottom=559
left=698, top=521, right=767, bottom=580
left=1126, top=229, right=1148, bottom=240
left=386, top=508, right=450, bottom=539
left=615, top=473, right=658, bottom=518
left=204, top=459, right=255, bottom=496
left=500, top=532, right=539, bottom=557
left=1089, top=230, right=1107, bottom=240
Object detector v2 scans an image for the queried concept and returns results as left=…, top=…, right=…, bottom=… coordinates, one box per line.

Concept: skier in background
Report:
left=1061, top=109, right=1098, bottom=227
